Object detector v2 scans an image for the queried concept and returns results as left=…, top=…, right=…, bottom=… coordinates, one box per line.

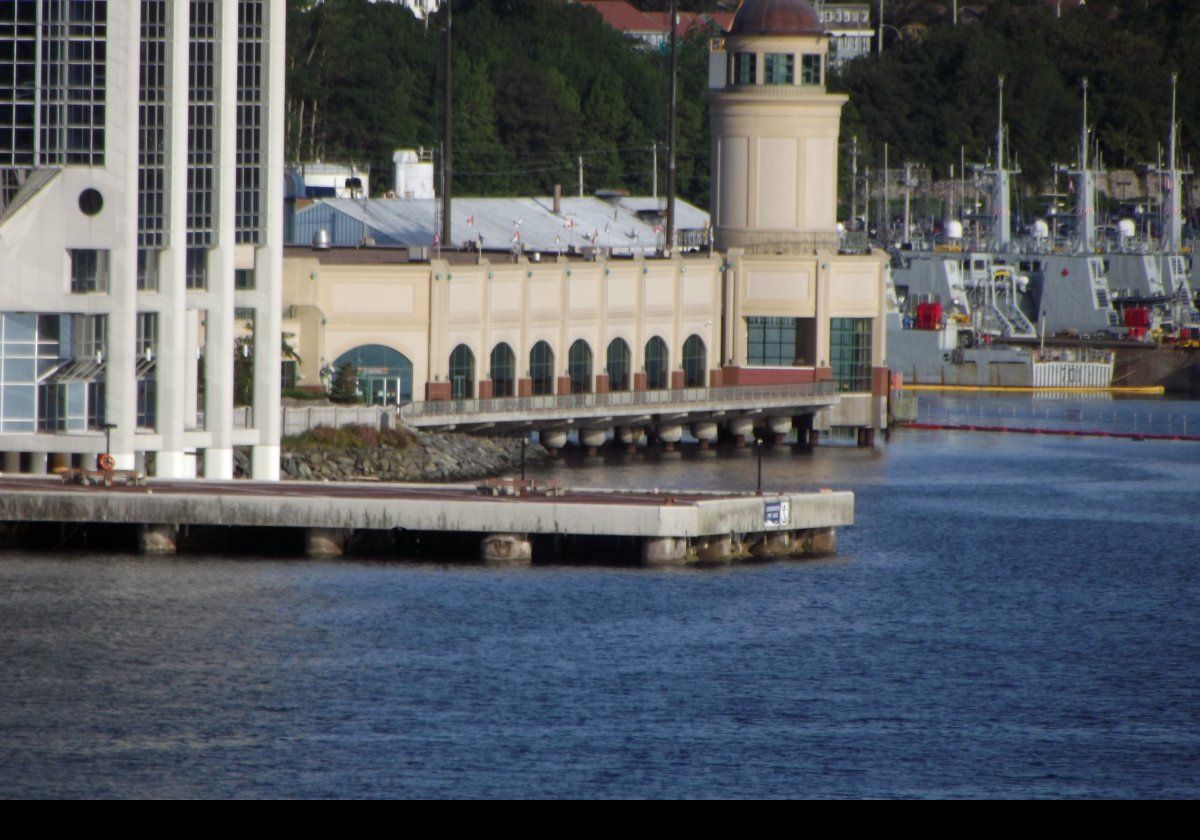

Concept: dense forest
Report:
left=286, top=0, right=715, bottom=203
left=287, top=0, right=1200, bottom=209
left=836, top=1, right=1200, bottom=188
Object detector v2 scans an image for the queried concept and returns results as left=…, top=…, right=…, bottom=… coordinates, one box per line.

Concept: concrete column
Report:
left=693, top=534, right=733, bottom=564
left=641, top=536, right=689, bottom=566
left=139, top=524, right=178, bottom=555
left=154, top=0, right=192, bottom=479
left=480, top=533, right=532, bottom=565
left=28, top=452, right=48, bottom=475
left=251, top=248, right=281, bottom=479
left=2, top=452, right=20, bottom=473
left=808, top=527, right=836, bottom=555
left=751, top=530, right=792, bottom=559
left=183, top=309, right=200, bottom=433
left=104, top=1, right=140, bottom=472
left=202, top=0, right=240, bottom=481
left=251, top=0, right=285, bottom=483
left=305, top=528, right=345, bottom=558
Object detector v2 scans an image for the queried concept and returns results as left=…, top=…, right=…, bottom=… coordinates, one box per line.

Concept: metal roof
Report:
left=292, top=195, right=711, bottom=255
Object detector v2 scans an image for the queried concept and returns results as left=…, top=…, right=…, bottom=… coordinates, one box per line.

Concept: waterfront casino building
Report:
left=284, top=0, right=889, bottom=445
left=0, top=1, right=285, bottom=479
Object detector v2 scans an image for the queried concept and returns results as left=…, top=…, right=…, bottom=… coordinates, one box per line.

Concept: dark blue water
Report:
left=2, top=396, right=1198, bottom=798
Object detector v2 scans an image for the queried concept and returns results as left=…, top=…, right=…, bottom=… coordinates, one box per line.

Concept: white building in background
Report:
left=0, top=1, right=285, bottom=479
left=815, top=2, right=873, bottom=70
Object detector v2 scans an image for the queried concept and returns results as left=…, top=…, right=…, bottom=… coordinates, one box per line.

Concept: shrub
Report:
left=283, top=424, right=416, bottom=451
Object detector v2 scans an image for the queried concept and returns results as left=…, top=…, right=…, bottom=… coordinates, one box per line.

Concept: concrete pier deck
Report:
left=0, top=477, right=853, bottom=565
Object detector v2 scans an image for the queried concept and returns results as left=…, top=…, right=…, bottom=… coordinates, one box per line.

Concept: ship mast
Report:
left=986, top=76, right=1016, bottom=248
left=1066, top=78, right=1097, bottom=252
left=1164, top=72, right=1185, bottom=251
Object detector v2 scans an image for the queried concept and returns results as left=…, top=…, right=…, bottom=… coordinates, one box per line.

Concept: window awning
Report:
left=39, top=359, right=106, bottom=383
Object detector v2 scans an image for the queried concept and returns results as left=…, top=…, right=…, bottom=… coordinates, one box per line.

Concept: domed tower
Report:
left=709, top=0, right=846, bottom=251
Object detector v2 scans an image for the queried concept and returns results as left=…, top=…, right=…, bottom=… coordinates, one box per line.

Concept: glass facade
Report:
left=185, top=247, right=207, bottom=290
left=449, top=344, right=474, bottom=399
left=746, top=316, right=796, bottom=366
left=764, top=53, right=794, bottom=85
left=644, top=337, right=668, bottom=390
left=235, top=0, right=265, bottom=244
left=0, top=0, right=107, bottom=171
left=682, top=334, right=706, bottom=388
left=733, top=52, right=755, bottom=85
left=606, top=338, right=630, bottom=391
left=138, top=0, right=168, bottom=249
left=136, top=311, right=157, bottom=429
left=187, top=0, right=216, bottom=247
left=529, top=341, right=554, bottom=396
left=830, top=317, right=872, bottom=392
left=490, top=342, right=515, bottom=398
left=69, top=249, right=108, bottom=293
left=801, top=54, right=822, bottom=86
left=332, top=344, right=413, bottom=405
left=567, top=340, right=591, bottom=394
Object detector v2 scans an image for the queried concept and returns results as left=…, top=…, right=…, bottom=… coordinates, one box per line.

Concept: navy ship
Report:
left=885, top=77, right=1199, bottom=390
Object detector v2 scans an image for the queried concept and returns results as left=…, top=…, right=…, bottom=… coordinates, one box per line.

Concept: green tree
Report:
left=329, top=362, right=361, bottom=404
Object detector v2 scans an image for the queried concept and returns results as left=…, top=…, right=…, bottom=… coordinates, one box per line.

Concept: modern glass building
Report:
left=0, top=1, right=284, bottom=479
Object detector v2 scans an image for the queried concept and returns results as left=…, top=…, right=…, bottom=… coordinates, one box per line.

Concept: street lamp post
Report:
left=755, top=437, right=764, bottom=496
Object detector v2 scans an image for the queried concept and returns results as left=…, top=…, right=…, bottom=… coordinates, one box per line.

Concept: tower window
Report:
left=764, top=54, right=794, bottom=85
left=801, top=54, right=822, bottom=86
left=733, top=52, right=756, bottom=85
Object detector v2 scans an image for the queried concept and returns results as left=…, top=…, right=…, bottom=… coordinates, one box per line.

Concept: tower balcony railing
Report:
left=717, top=229, right=870, bottom=255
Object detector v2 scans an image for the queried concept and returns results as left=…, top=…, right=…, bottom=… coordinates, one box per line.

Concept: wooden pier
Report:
left=0, top=476, right=852, bottom=566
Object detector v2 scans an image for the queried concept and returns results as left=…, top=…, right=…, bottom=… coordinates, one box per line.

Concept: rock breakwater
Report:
left=277, top=427, right=546, bottom=483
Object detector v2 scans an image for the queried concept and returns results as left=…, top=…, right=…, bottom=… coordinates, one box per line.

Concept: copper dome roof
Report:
left=728, top=0, right=825, bottom=37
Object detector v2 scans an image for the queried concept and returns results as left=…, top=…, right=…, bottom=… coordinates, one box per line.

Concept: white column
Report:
left=105, top=2, right=141, bottom=471
left=155, top=0, right=193, bottom=478
left=251, top=0, right=286, bottom=480
left=203, top=0, right=240, bottom=480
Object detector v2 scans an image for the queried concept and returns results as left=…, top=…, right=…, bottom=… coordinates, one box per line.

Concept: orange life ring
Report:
left=97, top=453, right=116, bottom=471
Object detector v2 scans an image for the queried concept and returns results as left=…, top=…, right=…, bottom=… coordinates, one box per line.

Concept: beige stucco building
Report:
left=282, top=0, right=888, bottom=445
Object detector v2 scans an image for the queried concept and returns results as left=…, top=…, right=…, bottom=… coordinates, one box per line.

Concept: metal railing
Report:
left=716, top=229, right=870, bottom=255
left=402, top=381, right=838, bottom=419
left=277, top=405, right=400, bottom=436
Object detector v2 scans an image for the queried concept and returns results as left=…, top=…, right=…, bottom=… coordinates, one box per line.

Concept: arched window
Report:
left=682, top=334, right=707, bottom=388
left=606, top=338, right=631, bottom=391
left=530, top=340, right=555, bottom=396
left=490, top=342, right=516, bottom=398
left=568, top=339, right=592, bottom=394
left=449, top=344, right=475, bottom=399
left=331, top=344, right=413, bottom=405
left=645, top=336, right=669, bottom=390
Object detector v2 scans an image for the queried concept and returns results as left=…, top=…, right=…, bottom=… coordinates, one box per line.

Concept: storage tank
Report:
left=392, top=149, right=435, bottom=199
left=945, top=219, right=964, bottom=240
left=1117, top=218, right=1136, bottom=239
left=1032, top=219, right=1050, bottom=240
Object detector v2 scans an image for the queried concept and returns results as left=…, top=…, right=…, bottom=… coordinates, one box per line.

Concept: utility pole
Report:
left=877, top=0, right=884, bottom=56
left=883, top=143, right=890, bottom=245
left=864, top=167, right=871, bottom=239
left=902, top=161, right=914, bottom=243
left=578, top=153, right=584, bottom=198
left=665, top=0, right=678, bottom=255
left=440, top=1, right=452, bottom=250
left=652, top=143, right=658, bottom=199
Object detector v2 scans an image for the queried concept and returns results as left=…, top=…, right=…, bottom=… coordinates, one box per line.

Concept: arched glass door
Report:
left=332, top=344, right=413, bottom=405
